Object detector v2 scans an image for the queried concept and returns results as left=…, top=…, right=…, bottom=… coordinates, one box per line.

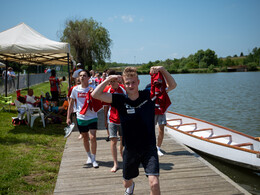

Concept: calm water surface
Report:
left=139, top=72, right=260, bottom=195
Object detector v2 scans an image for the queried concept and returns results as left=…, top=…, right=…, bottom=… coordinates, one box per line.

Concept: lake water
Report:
left=139, top=72, right=260, bottom=195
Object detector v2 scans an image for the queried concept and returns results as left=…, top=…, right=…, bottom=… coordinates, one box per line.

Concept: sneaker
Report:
left=125, top=182, right=135, bottom=195
left=92, top=160, right=99, bottom=168
left=64, top=123, right=75, bottom=138
left=86, top=156, right=92, bottom=164
left=157, top=148, right=164, bottom=157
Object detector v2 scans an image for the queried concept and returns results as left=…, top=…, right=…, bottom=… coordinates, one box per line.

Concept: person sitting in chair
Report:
left=42, top=98, right=68, bottom=115
left=26, top=89, right=40, bottom=108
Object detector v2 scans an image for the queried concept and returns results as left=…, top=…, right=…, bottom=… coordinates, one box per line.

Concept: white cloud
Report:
left=108, top=15, right=118, bottom=22
left=169, top=53, right=178, bottom=58
left=121, top=15, right=134, bottom=23
left=108, top=15, right=140, bottom=23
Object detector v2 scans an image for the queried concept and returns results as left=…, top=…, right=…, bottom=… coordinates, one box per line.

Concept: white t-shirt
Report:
left=72, top=69, right=83, bottom=78
left=26, top=95, right=36, bottom=108
left=70, top=85, right=97, bottom=120
left=26, top=95, right=36, bottom=104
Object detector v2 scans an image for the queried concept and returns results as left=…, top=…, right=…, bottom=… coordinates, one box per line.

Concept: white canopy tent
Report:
left=0, top=23, right=74, bottom=95
left=0, top=23, right=73, bottom=65
left=0, top=62, right=5, bottom=67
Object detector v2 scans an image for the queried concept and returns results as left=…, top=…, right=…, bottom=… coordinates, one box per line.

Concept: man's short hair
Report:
left=79, top=69, right=90, bottom=77
left=122, top=67, right=138, bottom=78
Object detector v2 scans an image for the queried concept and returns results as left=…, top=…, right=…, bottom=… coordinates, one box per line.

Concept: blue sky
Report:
left=1, top=0, right=260, bottom=64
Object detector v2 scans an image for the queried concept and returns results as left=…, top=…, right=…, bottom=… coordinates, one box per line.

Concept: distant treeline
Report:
left=106, top=47, right=260, bottom=74
left=2, top=47, right=259, bottom=75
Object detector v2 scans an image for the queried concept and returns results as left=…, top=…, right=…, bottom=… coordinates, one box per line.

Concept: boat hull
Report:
left=165, top=111, right=260, bottom=172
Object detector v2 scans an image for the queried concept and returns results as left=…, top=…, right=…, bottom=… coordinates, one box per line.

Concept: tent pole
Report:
left=4, top=61, right=8, bottom=97
left=67, top=53, right=71, bottom=89
left=27, top=71, right=29, bottom=90
left=17, top=72, right=20, bottom=90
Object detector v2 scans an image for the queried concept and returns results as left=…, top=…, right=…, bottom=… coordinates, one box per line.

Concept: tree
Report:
left=244, top=47, right=260, bottom=66
left=203, top=49, right=218, bottom=67
left=61, top=18, right=112, bottom=70
left=223, top=57, right=235, bottom=67
left=193, top=50, right=204, bottom=65
left=193, top=49, right=218, bottom=68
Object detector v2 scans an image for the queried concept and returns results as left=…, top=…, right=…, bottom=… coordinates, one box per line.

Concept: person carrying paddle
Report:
left=92, top=66, right=176, bottom=195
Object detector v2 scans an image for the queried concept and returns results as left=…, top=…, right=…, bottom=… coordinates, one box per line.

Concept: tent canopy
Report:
left=0, top=62, right=5, bottom=67
left=0, top=23, right=72, bottom=65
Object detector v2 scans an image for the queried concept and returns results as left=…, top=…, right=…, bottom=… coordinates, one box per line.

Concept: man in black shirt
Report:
left=92, top=66, right=176, bottom=195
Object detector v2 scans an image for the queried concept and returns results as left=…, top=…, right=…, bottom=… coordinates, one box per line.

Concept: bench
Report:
left=233, top=142, right=253, bottom=150
left=207, top=134, right=232, bottom=142
left=187, top=128, right=213, bottom=134
left=172, top=123, right=197, bottom=129
left=167, top=118, right=182, bottom=125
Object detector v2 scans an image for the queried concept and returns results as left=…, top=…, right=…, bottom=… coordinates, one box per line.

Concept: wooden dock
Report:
left=54, top=126, right=250, bottom=194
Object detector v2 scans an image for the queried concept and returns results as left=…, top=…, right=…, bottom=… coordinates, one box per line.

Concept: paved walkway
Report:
left=54, top=128, right=250, bottom=194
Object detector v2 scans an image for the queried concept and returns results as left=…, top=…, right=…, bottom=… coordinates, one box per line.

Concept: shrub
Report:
left=247, top=62, right=258, bottom=71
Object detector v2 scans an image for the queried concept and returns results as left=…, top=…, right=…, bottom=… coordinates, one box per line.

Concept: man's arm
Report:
left=103, top=105, right=109, bottom=129
left=66, top=98, right=75, bottom=125
left=92, top=75, right=122, bottom=103
left=150, top=66, right=177, bottom=92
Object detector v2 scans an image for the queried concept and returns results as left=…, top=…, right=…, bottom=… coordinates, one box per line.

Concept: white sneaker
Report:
left=92, top=160, right=99, bottom=168
left=125, top=182, right=135, bottom=195
left=157, top=148, right=164, bottom=157
left=86, top=156, right=92, bottom=164
left=64, top=123, right=75, bottom=138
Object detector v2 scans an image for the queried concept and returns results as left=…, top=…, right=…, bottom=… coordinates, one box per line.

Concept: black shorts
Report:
left=123, top=147, right=159, bottom=180
left=77, top=122, right=97, bottom=133
left=51, top=91, right=59, bottom=101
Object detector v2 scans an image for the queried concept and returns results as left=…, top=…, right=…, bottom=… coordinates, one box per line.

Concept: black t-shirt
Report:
left=112, top=90, right=156, bottom=151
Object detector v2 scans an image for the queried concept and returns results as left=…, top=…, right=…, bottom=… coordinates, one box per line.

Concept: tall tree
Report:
left=61, top=18, right=112, bottom=70
left=193, top=49, right=218, bottom=67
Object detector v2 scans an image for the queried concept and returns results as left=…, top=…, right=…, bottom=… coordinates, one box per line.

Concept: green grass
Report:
left=0, top=81, right=68, bottom=194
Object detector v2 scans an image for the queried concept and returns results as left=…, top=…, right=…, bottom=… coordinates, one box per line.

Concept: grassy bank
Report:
left=0, top=81, right=68, bottom=194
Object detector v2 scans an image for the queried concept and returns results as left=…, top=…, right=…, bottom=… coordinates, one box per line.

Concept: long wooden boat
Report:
left=165, top=111, right=260, bottom=172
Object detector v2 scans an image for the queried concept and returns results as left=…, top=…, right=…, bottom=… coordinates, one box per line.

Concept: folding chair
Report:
left=14, top=99, right=27, bottom=120
left=0, top=95, right=12, bottom=112
left=26, top=105, right=45, bottom=128
left=40, top=96, right=53, bottom=119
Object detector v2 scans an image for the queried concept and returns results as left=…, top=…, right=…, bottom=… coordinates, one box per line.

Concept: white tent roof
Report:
left=0, top=62, right=5, bottom=67
left=0, top=23, right=72, bottom=65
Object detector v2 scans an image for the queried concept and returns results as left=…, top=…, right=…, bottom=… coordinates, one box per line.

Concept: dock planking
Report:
left=54, top=127, right=250, bottom=195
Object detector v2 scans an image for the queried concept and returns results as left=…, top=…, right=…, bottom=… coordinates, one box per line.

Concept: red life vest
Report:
left=103, top=84, right=126, bottom=124
left=79, top=91, right=103, bottom=115
left=150, top=72, right=171, bottom=115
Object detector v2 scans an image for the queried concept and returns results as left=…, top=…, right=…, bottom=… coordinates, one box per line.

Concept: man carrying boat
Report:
left=92, top=66, right=176, bottom=195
